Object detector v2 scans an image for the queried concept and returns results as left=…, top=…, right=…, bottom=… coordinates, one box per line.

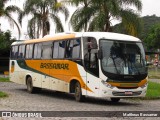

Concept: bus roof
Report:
left=82, top=32, right=140, bottom=41
left=11, top=32, right=141, bottom=46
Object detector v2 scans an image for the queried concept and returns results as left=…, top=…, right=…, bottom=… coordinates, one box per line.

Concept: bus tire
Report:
left=75, top=82, right=85, bottom=102
left=110, top=98, right=120, bottom=102
left=26, top=77, right=37, bottom=93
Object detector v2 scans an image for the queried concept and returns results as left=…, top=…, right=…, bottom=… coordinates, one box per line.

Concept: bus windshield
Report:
left=100, top=39, right=147, bottom=78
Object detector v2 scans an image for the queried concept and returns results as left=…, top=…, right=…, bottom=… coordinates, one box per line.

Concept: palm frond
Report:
left=4, top=12, right=21, bottom=39
left=68, top=0, right=142, bottom=34
left=27, top=13, right=43, bottom=39
left=88, top=13, right=107, bottom=31
left=63, top=0, right=85, bottom=6
left=118, top=0, right=142, bottom=11
left=5, top=5, right=22, bottom=13
left=27, top=18, right=36, bottom=39
left=49, top=13, right=64, bottom=32
left=120, top=9, right=142, bottom=36
left=20, top=0, right=68, bottom=37
left=70, top=5, right=96, bottom=31
left=53, top=2, right=69, bottom=21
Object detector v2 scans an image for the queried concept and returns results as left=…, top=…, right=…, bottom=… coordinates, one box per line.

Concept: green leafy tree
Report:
left=0, top=30, right=16, bottom=55
left=0, top=0, right=21, bottom=38
left=144, top=23, right=160, bottom=50
left=68, top=0, right=142, bottom=37
left=19, top=0, right=69, bottom=38
left=113, top=15, right=160, bottom=39
left=140, top=15, right=160, bottom=40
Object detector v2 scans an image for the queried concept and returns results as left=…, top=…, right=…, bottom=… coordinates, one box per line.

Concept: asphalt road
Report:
left=0, top=82, right=160, bottom=120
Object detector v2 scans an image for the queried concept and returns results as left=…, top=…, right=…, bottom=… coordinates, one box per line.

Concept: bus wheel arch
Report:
left=70, top=79, right=77, bottom=93
left=26, top=75, right=31, bottom=85
left=70, top=80, right=85, bottom=102
left=26, top=75, right=41, bottom=93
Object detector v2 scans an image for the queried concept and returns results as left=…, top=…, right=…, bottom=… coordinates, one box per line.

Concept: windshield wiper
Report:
left=111, top=57, right=120, bottom=74
left=133, top=63, right=141, bottom=75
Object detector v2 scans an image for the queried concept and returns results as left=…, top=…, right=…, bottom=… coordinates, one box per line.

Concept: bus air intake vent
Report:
left=117, top=87, right=139, bottom=89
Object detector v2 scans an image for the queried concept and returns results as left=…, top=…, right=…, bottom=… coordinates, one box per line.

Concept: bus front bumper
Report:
left=100, top=86, right=147, bottom=98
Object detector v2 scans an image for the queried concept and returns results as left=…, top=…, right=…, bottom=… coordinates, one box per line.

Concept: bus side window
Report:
left=12, top=46, right=19, bottom=59
left=34, top=43, right=42, bottom=59
left=59, top=41, right=65, bottom=58
left=42, top=42, right=52, bottom=59
left=11, top=46, right=15, bottom=59
left=72, top=39, right=81, bottom=59
left=65, top=39, right=81, bottom=59
left=25, top=44, right=33, bottom=59
left=18, top=45, right=25, bottom=59
left=66, top=40, right=73, bottom=58
left=53, top=41, right=59, bottom=58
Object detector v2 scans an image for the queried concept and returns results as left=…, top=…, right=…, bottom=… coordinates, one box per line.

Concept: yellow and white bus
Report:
left=9, top=32, right=148, bottom=102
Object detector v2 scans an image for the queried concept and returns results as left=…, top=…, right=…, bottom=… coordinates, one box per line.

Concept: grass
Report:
left=145, top=66, right=160, bottom=99
left=0, top=91, right=8, bottom=98
left=0, top=77, right=10, bottom=82
left=128, top=81, right=160, bottom=101
left=0, top=77, right=9, bottom=98
left=145, top=81, right=160, bottom=99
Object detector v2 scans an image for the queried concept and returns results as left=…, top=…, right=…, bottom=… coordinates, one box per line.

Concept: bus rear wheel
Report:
left=110, top=98, right=120, bottom=102
left=75, top=82, right=85, bottom=102
left=26, top=77, right=40, bottom=93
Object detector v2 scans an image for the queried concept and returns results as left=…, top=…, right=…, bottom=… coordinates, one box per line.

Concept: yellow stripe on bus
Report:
left=108, top=79, right=147, bottom=88
left=25, top=60, right=92, bottom=92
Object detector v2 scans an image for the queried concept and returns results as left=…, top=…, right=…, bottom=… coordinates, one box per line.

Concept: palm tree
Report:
left=66, top=0, right=91, bottom=32
left=19, top=0, right=69, bottom=38
left=0, top=0, right=21, bottom=38
left=68, top=0, right=142, bottom=37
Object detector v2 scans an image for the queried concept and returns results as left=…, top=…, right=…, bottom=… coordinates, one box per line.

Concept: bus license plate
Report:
left=125, top=91, right=133, bottom=95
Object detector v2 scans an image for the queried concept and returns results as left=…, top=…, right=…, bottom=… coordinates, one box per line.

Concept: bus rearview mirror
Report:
left=98, top=49, right=102, bottom=59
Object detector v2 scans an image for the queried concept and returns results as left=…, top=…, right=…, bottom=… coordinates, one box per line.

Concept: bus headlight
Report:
left=140, top=82, right=148, bottom=89
left=101, top=80, right=114, bottom=89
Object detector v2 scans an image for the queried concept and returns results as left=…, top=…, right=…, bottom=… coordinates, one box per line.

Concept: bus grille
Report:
left=112, top=91, right=142, bottom=96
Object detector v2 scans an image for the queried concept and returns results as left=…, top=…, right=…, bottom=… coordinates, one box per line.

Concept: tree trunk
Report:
left=104, top=18, right=111, bottom=32
left=42, top=21, right=47, bottom=37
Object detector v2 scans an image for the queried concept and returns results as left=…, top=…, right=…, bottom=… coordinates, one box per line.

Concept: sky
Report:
left=141, top=0, right=160, bottom=16
left=0, top=0, right=160, bottom=40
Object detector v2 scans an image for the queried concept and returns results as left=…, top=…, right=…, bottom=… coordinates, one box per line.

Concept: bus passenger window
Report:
left=59, top=41, right=65, bottom=58
left=11, top=46, right=19, bottom=59
left=18, top=45, right=25, bottom=59
left=11, top=47, right=15, bottom=58
left=65, top=39, right=81, bottom=59
left=72, top=39, right=81, bottom=59
left=53, top=42, right=59, bottom=58
left=42, top=42, right=52, bottom=59
left=66, top=40, right=73, bottom=58
left=26, top=44, right=33, bottom=59
left=34, top=43, right=42, bottom=59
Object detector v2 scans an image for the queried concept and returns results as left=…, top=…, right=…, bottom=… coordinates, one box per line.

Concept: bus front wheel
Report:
left=75, top=82, right=85, bottom=102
